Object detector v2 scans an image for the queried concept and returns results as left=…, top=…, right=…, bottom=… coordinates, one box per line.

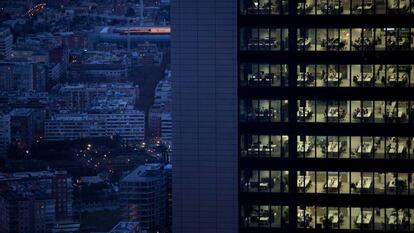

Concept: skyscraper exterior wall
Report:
left=171, top=0, right=239, bottom=233
left=174, top=0, right=414, bottom=232
left=238, top=0, right=414, bottom=232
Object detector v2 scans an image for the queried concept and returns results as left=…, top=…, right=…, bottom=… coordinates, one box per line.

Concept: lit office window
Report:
left=296, top=206, right=414, bottom=230
left=240, top=63, right=289, bottom=87
left=295, top=171, right=414, bottom=195
left=241, top=170, right=289, bottom=192
left=297, top=0, right=414, bottom=14
left=297, top=135, right=414, bottom=159
left=296, top=100, right=414, bottom=123
left=297, top=28, right=413, bottom=51
left=240, top=28, right=289, bottom=51
left=240, top=0, right=289, bottom=15
left=240, top=99, right=289, bottom=122
left=297, top=64, right=414, bottom=87
left=240, top=134, right=289, bottom=158
left=241, top=205, right=289, bottom=228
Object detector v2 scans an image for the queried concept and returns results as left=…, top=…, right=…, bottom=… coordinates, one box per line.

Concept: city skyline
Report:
left=2, top=0, right=414, bottom=233
left=0, top=0, right=171, bottom=232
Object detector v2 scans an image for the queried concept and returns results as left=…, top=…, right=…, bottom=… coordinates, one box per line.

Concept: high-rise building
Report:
left=0, top=28, right=13, bottom=59
left=172, top=1, right=238, bottom=233
left=173, top=0, right=414, bottom=232
left=119, top=163, right=170, bottom=232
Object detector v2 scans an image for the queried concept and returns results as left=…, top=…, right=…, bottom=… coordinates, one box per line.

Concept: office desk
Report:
left=388, top=72, right=408, bottom=85
left=327, top=107, right=345, bottom=121
left=324, top=177, right=340, bottom=192
left=297, top=37, right=312, bottom=50
left=356, top=177, right=373, bottom=191
left=297, top=72, right=311, bottom=84
left=297, top=142, right=312, bottom=153
left=388, top=142, right=406, bottom=155
left=297, top=107, right=313, bottom=119
left=326, top=73, right=342, bottom=85
left=297, top=175, right=311, bottom=190
left=327, top=142, right=339, bottom=152
left=354, top=73, right=374, bottom=84
left=355, top=4, right=374, bottom=13
left=248, top=73, right=273, bottom=85
left=388, top=210, right=406, bottom=225
left=328, top=210, right=341, bottom=226
left=356, top=212, right=373, bottom=225
left=248, top=144, right=277, bottom=153
left=354, top=107, right=373, bottom=119
left=297, top=209, right=312, bottom=224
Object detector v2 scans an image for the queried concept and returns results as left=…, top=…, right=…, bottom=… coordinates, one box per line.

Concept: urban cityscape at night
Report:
left=0, top=0, right=171, bottom=232
left=1, top=0, right=414, bottom=233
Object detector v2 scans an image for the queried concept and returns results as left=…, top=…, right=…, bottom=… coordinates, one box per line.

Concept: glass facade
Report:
left=295, top=64, right=414, bottom=87
left=296, top=136, right=414, bottom=159
left=240, top=0, right=414, bottom=15
left=238, top=0, right=414, bottom=232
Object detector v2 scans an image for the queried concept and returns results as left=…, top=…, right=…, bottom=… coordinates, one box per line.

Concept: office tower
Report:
left=119, top=164, right=170, bottom=232
left=171, top=1, right=238, bottom=233
left=0, top=28, right=13, bottom=59
left=173, top=0, right=414, bottom=232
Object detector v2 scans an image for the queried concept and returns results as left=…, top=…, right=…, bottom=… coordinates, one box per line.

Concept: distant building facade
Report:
left=119, top=164, right=170, bottom=232
left=0, top=114, right=11, bottom=159
left=45, top=110, right=145, bottom=142
left=0, top=170, right=73, bottom=233
left=0, top=191, right=55, bottom=233
left=0, top=61, right=34, bottom=92
left=148, top=72, right=171, bottom=140
left=160, top=112, right=172, bottom=146
left=59, top=83, right=139, bottom=110
left=0, top=28, right=13, bottom=59
left=10, top=108, right=36, bottom=149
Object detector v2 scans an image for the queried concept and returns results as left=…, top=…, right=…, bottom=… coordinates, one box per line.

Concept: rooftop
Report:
left=0, top=170, right=68, bottom=181
left=121, top=163, right=165, bottom=183
left=9, top=108, right=34, bottom=117
left=109, top=221, right=141, bottom=233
